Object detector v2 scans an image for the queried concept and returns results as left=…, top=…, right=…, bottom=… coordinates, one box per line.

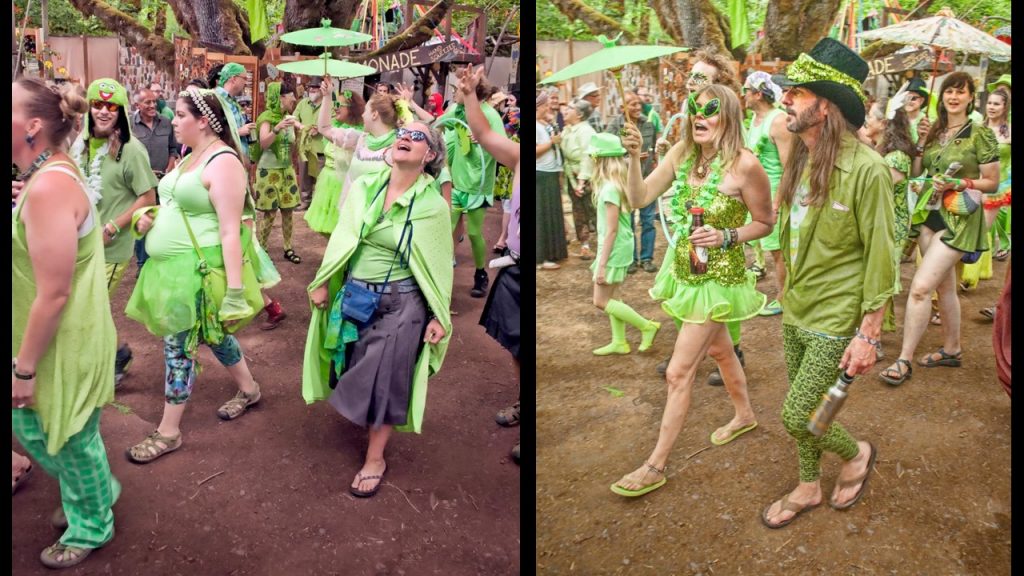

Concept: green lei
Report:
left=364, top=129, right=397, bottom=151
left=669, top=153, right=723, bottom=236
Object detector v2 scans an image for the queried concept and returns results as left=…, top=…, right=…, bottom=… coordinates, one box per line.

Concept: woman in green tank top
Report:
left=124, top=88, right=263, bottom=465
left=12, top=77, right=118, bottom=569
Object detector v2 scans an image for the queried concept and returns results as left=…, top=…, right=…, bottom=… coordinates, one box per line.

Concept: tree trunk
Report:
left=65, top=0, right=175, bottom=73
left=357, top=0, right=456, bottom=60
left=550, top=0, right=638, bottom=43
left=756, top=0, right=844, bottom=60
left=154, top=5, right=166, bottom=37
left=283, top=0, right=362, bottom=56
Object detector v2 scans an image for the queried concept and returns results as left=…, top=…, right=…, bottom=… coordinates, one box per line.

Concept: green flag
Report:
left=728, top=0, right=750, bottom=49
left=248, top=0, right=270, bottom=43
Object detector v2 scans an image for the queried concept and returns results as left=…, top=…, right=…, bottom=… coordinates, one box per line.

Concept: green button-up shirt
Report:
left=780, top=131, right=897, bottom=337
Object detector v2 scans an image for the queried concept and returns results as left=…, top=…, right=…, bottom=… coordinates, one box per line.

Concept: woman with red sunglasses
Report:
left=612, top=84, right=774, bottom=498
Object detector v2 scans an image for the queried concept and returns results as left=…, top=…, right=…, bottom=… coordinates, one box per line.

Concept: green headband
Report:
left=218, top=63, right=246, bottom=87
left=333, top=90, right=354, bottom=109
left=785, top=53, right=867, bottom=105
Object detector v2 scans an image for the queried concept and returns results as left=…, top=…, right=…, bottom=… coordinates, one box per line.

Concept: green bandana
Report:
left=255, top=82, right=288, bottom=161
left=784, top=53, right=867, bottom=104
left=364, top=129, right=397, bottom=151
left=218, top=62, right=246, bottom=87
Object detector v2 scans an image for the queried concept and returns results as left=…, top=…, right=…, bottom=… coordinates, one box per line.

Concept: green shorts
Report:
left=451, top=189, right=493, bottom=213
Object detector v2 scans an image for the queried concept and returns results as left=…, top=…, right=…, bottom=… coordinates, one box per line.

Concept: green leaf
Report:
left=604, top=386, right=625, bottom=397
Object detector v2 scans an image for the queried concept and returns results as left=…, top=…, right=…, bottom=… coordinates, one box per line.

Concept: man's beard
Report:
left=91, top=114, right=118, bottom=138
left=310, top=93, right=322, bottom=104
left=787, top=104, right=824, bottom=133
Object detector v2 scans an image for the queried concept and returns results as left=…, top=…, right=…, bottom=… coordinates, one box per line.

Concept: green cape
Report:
left=302, top=168, right=454, bottom=433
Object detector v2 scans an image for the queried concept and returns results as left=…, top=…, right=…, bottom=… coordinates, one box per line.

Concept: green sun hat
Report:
left=988, top=74, right=1011, bottom=94
left=587, top=133, right=628, bottom=157
left=772, top=38, right=869, bottom=128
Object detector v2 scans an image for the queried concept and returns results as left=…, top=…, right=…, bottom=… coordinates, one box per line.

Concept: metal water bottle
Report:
left=926, top=161, right=963, bottom=210
left=807, top=372, right=855, bottom=437
left=688, top=207, right=708, bottom=275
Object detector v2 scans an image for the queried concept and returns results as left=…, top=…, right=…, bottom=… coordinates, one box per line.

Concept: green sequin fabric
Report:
left=669, top=157, right=749, bottom=286
left=785, top=53, right=867, bottom=104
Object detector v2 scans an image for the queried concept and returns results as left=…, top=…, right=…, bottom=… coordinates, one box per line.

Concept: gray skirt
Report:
left=328, top=283, right=428, bottom=428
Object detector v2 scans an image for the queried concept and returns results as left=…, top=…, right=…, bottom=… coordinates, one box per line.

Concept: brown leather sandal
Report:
left=217, top=383, right=261, bottom=421
left=39, top=542, right=93, bottom=569
left=127, top=430, right=182, bottom=464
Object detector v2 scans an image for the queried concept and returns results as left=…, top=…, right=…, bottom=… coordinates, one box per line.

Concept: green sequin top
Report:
left=669, top=156, right=749, bottom=286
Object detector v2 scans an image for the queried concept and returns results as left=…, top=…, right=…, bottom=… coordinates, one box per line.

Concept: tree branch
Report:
left=550, top=0, right=638, bottom=43
left=355, top=0, right=456, bottom=60
left=66, top=0, right=175, bottom=73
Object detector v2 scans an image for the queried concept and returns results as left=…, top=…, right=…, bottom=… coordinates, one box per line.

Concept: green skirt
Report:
left=649, top=251, right=765, bottom=324
left=937, top=207, right=990, bottom=253
left=591, top=261, right=629, bottom=285
left=304, top=163, right=346, bottom=234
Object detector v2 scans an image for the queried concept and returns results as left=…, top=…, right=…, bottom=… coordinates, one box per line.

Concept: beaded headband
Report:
left=181, top=88, right=224, bottom=134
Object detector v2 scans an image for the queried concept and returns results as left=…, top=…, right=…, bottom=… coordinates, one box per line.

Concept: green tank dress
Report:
left=12, top=161, right=116, bottom=455
left=649, top=156, right=766, bottom=323
left=589, top=182, right=634, bottom=284
left=744, top=108, right=785, bottom=251
left=304, top=122, right=358, bottom=234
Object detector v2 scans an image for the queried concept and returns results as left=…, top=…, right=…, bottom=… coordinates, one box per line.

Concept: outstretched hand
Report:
left=396, top=82, right=415, bottom=101
left=457, top=66, right=487, bottom=98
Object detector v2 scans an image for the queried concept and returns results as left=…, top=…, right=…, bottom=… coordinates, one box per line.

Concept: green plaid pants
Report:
left=12, top=408, right=118, bottom=548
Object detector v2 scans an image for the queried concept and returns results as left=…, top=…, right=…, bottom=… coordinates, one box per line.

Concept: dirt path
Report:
left=537, top=232, right=1010, bottom=575
left=13, top=205, right=520, bottom=575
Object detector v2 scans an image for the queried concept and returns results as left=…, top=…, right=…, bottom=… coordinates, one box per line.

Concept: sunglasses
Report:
left=397, top=127, right=429, bottom=142
left=687, top=95, right=721, bottom=118
left=688, top=72, right=710, bottom=86
left=91, top=100, right=120, bottom=113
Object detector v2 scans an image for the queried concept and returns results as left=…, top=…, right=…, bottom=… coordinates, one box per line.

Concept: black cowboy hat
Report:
left=772, top=38, right=870, bottom=128
left=906, top=77, right=930, bottom=100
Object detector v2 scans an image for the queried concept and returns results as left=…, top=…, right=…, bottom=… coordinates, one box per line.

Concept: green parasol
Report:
left=280, top=18, right=374, bottom=76
left=538, top=34, right=687, bottom=126
left=276, top=54, right=378, bottom=79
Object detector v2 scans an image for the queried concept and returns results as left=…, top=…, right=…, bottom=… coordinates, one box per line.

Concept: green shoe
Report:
left=638, top=321, right=661, bottom=352
left=593, top=342, right=630, bottom=356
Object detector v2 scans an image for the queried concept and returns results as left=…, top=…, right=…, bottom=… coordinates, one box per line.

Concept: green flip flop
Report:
left=610, top=462, right=667, bottom=498
left=710, top=422, right=758, bottom=446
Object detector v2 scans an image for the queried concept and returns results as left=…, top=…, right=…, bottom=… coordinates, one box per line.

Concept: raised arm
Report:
left=396, top=83, right=438, bottom=122
left=620, top=122, right=680, bottom=209
left=457, top=67, right=519, bottom=168
left=317, top=77, right=361, bottom=146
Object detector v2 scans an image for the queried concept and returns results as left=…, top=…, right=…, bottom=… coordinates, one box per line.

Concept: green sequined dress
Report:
left=649, top=158, right=766, bottom=324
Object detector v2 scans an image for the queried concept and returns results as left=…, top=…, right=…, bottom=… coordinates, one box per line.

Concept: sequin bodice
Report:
left=671, top=179, right=749, bottom=286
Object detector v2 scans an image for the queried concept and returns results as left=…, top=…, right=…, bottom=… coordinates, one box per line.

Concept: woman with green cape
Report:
left=303, top=120, right=454, bottom=498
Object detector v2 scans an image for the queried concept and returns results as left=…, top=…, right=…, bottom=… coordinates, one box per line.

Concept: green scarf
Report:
left=364, top=129, right=397, bottom=151
left=302, top=168, right=453, bottom=433
left=255, top=82, right=287, bottom=162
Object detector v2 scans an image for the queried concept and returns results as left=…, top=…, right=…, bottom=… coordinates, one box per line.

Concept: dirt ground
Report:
left=12, top=205, right=520, bottom=575
left=537, top=219, right=1011, bottom=575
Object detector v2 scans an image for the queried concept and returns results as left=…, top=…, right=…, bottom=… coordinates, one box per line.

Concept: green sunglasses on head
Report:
left=687, top=94, right=721, bottom=118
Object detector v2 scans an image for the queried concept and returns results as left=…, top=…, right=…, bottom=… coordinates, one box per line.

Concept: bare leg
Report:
left=156, top=403, right=189, bottom=438
left=770, top=250, right=786, bottom=299
left=12, top=450, right=31, bottom=489
left=896, top=233, right=962, bottom=363
left=707, top=326, right=756, bottom=441
left=592, top=283, right=619, bottom=310
left=353, top=425, right=392, bottom=492
left=614, top=321, right=722, bottom=490
left=224, top=355, right=258, bottom=396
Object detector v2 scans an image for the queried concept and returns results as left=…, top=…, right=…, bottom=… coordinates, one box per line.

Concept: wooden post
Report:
left=567, top=36, right=575, bottom=97
left=82, top=35, right=89, bottom=84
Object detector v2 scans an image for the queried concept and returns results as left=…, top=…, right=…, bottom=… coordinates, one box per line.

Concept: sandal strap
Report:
left=645, top=462, right=666, bottom=475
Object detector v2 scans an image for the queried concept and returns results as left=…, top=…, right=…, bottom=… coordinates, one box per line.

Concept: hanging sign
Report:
left=360, top=41, right=461, bottom=73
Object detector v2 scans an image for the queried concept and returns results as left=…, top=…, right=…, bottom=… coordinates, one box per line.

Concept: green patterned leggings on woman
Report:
left=781, top=324, right=860, bottom=482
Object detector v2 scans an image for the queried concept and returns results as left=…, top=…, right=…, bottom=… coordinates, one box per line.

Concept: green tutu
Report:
left=590, top=261, right=629, bottom=284
left=304, top=146, right=352, bottom=234
left=649, top=251, right=765, bottom=324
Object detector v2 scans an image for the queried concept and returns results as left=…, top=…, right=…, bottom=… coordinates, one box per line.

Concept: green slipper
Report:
left=638, top=321, right=661, bottom=352
left=710, top=422, right=758, bottom=446
left=610, top=463, right=666, bottom=498
left=593, top=342, right=630, bottom=356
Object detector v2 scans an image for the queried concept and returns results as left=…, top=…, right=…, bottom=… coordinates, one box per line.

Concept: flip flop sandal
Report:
left=284, top=249, right=302, bottom=264
left=39, top=542, right=93, bottom=569
left=710, top=422, right=758, bottom=446
left=994, top=249, right=1010, bottom=261
left=350, top=465, right=388, bottom=498
left=879, top=359, right=912, bottom=386
left=12, top=464, right=32, bottom=495
left=918, top=347, right=962, bottom=368
left=495, top=401, right=520, bottom=427
left=830, top=442, right=878, bottom=510
left=761, top=493, right=822, bottom=529
left=980, top=307, right=996, bottom=320
left=610, top=462, right=667, bottom=498
left=929, top=312, right=942, bottom=326
left=126, top=430, right=183, bottom=464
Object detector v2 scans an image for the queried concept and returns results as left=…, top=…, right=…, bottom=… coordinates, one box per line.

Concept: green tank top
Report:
left=12, top=161, right=116, bottom=455
left=146, top=149, right=241, bottom=259
left=745, top=108, right=785, bottom=191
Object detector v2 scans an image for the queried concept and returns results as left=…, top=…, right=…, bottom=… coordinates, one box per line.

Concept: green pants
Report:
left=12, top=409, right=118, bottom=548
left=781, top=325, right=859, bottom=482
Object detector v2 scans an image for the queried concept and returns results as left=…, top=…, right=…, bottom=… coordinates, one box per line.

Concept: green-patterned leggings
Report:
left=781, top=325, right=860, bottom=482
left=12, top=408, right=119, bottom=548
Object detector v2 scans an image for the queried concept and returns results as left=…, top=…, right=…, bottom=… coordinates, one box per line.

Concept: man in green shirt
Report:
left=71, top=78, right=158, bottom=385
left=761, top=39, right=895, bottom=528
left=293, top=77, right=326, bottom=211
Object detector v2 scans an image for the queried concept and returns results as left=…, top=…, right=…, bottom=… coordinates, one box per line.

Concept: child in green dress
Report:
left=588, top=133, right=661, bottom=355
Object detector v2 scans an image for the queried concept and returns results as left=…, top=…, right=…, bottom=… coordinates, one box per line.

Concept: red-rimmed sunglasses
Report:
left=90, top=100, right=120, bottom=113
